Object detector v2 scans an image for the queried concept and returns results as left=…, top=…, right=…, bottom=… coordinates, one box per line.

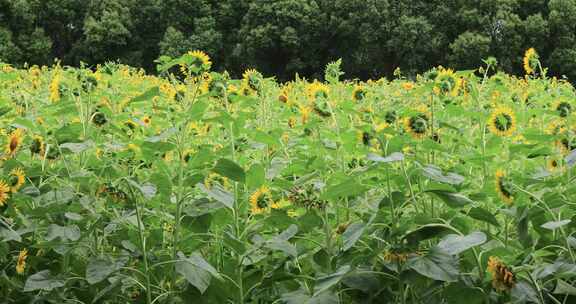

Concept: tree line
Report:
left=1, top=0, right=575, bottom=81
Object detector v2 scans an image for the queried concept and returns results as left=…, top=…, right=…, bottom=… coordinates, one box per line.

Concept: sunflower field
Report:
left=0, top=49, right=575, bottom=304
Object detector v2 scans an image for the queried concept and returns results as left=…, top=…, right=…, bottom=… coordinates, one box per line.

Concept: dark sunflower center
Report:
left=9, top=138, right=19, bottom=152
left=9, top=175, right=18, bottom=186
left=409, top=115, right=428, bottom=134
left=498, top=179, right=513, bottom=198
left=354, top=89, right=365, bottom=101
left=257, top=196, right=269, bottom=209
left=551, top=160, right=558, bottom=167
left=362, top=132, right=371, bottom=146
left=30, top=139, right=43, bottom=154
left=385, top=111, right=397, bottom=124
left=557, top=102, right=571, bottom=117
left=316, top=90, right=328, bottom=99
left=494, top=114, right=513, bottom=131
left=561, top=138, right=576, bottom=151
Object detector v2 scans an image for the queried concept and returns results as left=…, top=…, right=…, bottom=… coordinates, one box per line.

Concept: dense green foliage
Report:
left=0, top=0, right=575, bottom=80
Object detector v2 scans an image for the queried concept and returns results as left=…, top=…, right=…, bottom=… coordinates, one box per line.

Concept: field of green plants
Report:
left=0, top=50, right=575, bottom=303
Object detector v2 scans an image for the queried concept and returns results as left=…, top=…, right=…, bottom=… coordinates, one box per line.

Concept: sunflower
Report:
left=5, top=128, right=24, bottom=157
left=308, top=82, right=329, bottom=100
left=523, top=48, right=538, bottom=75
left=16, top=248, right=28, bottom=274
left=299, top=105, right=312, bottom=124
left=9, top=168, right=25, bottom=193
left=495, top=169, right=514, bottom=205
left=403, top=106, right=430, bottom=139
left=552, top=100, right=572, bottom=118
left=547, top=158, right=560, bottom=172
left=352, top=85, right=366, bottom=102
left=0, top=180, right=9, bottom=206
left=49, top=74, right=61, bottom=102
left=30, top=135, right=45, bottom=156
left=488, top=106, right=517, bottom=137
left=288, top=117, right=297, bottom=128
left=242, top=69, right=263, bottom=93
left=545, top=119, right=566, bottom=135
left=435, top=68, right=459, bottom=96
left=383, top=250, right=409, bottom=264
left=487, top=256, right=515, bottom=292
left=141, top=116, right=151, bottom=127
left=249, top=186, right=278, bottom=214
left=183, top=50, right=212, bottom=75
left=402, top=82, right=415, bottom=91
left=204, top=173, right=230, bottom=190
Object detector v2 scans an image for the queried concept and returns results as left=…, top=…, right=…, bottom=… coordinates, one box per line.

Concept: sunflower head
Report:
left=5, top=128, right=24, bottom=157
left=403, top=106, right=430, bottom=139
left=30, top=135, right=45, bottom=156
left=552, top=100, right=572, bottom=118
left=435, top=68, right=459, bottom=96
left=9, top=168, right=25, bottom=193
left=0, top=180, right=10, bottom=207
left=547, top=158, right=561, bottom=172
left=523, top=48, right=539, bottom=75
left=352, top=85, right=366, bottom=102
left=16, top=248, right=28, bottom=274
left=249, top=186, right=276, bottom=215
left=242, top=69, right=263, bottom=93
left=183, top=50, right=212, bottom=75
left=49, top=74, right=61, bottom=102
left=308, top=82, right=329, bottom=100
left=204, top=173, right=230, bottom=190
left=488, top=106, right=517, bottom=137
left=487, top=256, right=515, bottom=292
left=495, top=169, right=514, bottom=205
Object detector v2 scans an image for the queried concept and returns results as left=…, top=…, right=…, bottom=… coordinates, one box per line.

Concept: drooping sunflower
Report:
left=242, top=69, right=263, bottom=93
left=488, top=106, right=517, bottom=137
left=5, top=128, right=24, bottom=157
left=523, top=48, right=538, bottom=75
left=495, top=169, right=514, bottom=205
left=204, top=173, right=230, bottom=190
left=435, top=68, right=459, bottom=96
left=9, top=168, right=25, bottom=193
left=552, top=100, right=572, bottom=118
left=403, top=106, right=431, bottom=139
left=0, top=180, right=10, bottom=206
left=249, top=186, right=279, bottom=215
left=16, top=248, right=28, bottom=274
left=30, top=135, right=45, bottom=156
left=352, top=85, right=366, bottom=102
left=487, top=256, right=515, bottom=292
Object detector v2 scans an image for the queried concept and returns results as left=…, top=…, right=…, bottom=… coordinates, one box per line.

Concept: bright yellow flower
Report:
left=16, top=248, right=28, bottom=274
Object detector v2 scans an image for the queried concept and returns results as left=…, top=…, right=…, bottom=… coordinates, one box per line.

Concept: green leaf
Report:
left=408, top=247, right=459, bottom=282
left=313, top=265, right=351, bottom=296
left=443, top=283, right=485, bottom=304
left=247, top=164, right=265, bottom=189
left=23, top=270, right=65, bottom=292
left=541, top=219, right=571, bottom=230
left=130, top=86, right=159, bottom=104
left=467, top=207, right=500, bottom=227
left=45, top=224, right=81, bottom=242
left=189, top=100, right=208, bottom=121
left=403, top=224, right=456, bottom=246
left=321, top=178, right=367, bottom=200
left=554, top=279, right=576, bottom=296
left=212, top=158, right=245, bottom=183
left=342, top=222, right=366, bottom=251
left=197, top=183, right=233, bottom=209
left=427, top=190, right=473, bottom=208
left=176, top=252, right=222, bottom=294
left=366, top=152, right=404, bottom=163
left=421, top=165, right=464, bottom=185
left=437, top=232, right=487, bottom=255
left=151, top=172, right=172, bottom=198
left=86, top=256, right=128, bottom=285
left=60, top=140, right=94, bottom=153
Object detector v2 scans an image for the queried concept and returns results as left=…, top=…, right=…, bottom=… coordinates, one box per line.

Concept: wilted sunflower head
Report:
left=495, top=169, right=514, bottom=205
left=16, top=248, right=28, bottom=274
left=488, top=106, right=516, bottom=137
left=352, top=85, right=366, bottom=102
left=523, top=48, right=538, bottom=75
left=5, top=128, right=24, bottom=157
left=242, top=69, right=263, bottom=93
left=487, top=256, right=515, bottom=292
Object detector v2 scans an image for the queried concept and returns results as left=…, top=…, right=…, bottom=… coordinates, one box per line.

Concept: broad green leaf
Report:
left=60, top=140, right=94, bottom=153
left=45, top=224, right=81, bottom=242
left=421, top=165, right=464, bottom=185
left=408, top=247, right=459, bottom=282
left=342, top=222, right=366, bottom=251
left=176, top=252, right=222, bottom=294
left=427, top=190, right=473, bottom=208
left=366, top=152, right=404, bottom=163
left=130, top=86, right=159, bottom=103
left=437, top=232, right=487, bottom=255
left=212, top=158, right=245, bottom=183
left=86, top=256, right=128, bottom=285
left=554, top=279, right=576, bottom=296
left=467, top=207, right=500, bottom=227
left=541, top=219, right=571, bottom=230
left=313, top=265, right=351, bottom=296
left=197, top=183, right=233, bottom=209
left=23, top=270, right=65, bottom=292
left=247, top=164, right=265, bottom=189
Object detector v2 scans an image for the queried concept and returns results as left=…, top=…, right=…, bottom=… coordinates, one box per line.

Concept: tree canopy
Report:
left=0, top=0, right=572, bottom=80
